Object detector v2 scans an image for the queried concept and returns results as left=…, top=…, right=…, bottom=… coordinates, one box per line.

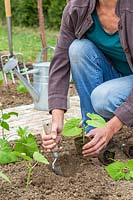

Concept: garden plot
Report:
left=0, top=84, right=133, bottom=200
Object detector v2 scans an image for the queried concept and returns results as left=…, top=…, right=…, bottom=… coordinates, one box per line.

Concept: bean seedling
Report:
left=0, top=103, right=18, bottom=138
left=24, top=151, right=49, bottom=189
left=63, top=113, right=106, bottom=142
left=105, top=160, right=133, bottom=180
left=13, top=126, right=49, bottom=188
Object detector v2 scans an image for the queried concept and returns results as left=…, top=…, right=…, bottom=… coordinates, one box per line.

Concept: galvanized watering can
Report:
left=3, top=59, right=50, bottom=111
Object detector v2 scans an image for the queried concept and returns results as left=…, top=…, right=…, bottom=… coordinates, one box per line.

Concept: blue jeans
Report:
left=69, top=39, right=133, bottom=133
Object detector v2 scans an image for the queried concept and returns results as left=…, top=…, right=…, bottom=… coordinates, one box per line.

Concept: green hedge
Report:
left=0, top=0, right=66, bottom=28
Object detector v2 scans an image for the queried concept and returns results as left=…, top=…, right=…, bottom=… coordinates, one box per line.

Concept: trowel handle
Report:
left=43, top=123, right=59, bottom=153
left=4, top=0, right=11, bottom=17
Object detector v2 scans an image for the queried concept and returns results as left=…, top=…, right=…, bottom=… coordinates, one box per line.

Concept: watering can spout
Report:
left=14, top=69, right=40, bottom=102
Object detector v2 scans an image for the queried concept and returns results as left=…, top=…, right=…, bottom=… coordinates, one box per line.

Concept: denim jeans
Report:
left=69, top=39, right=133, bottom=133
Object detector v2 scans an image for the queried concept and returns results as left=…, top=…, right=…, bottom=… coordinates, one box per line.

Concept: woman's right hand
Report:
left=41, top=109, right=64, bottom=152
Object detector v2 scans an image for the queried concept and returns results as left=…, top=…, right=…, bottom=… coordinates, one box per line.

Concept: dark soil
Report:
left=0, top=82, right=32, bottom=109
left=0, top=81, right=77, bottom=109
left=0, top=82, right=133, bottom=200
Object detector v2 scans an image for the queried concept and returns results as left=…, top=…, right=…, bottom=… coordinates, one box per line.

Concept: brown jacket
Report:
left=48, top=0, right=133, bottom=126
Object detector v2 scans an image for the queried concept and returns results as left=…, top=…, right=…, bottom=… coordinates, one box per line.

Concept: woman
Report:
left=42, top=0, right=133, bottom=157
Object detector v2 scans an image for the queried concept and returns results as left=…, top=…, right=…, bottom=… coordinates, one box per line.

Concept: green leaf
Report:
left=126, top=160, right=133, bottom=171
left=17, top=126, right=29, bottom=137
left=63, top=118, right=82, bottom=137
left=0, top=172, right=11, bottom=183
left=86, top=113, right=106, bottom=128
left=105, top=161, right=125, bottom=180
left=12, top=151, right=32, bottom=161
left=124, top=172, right=132, bottom=180
left=0, top=121, right=9, bottom=130
left=130, top=171, right=133, bottom=178
left=0, top=139, right=12, bottom=152
left=8, top=112, right=18, bottom=117
left=0, top=151, right=19, bottom=164
left=33, top=152, right=49, bottom=164
left=14, top=134, right=38, bottom=158
left=2, top=113, right=10, bottom=120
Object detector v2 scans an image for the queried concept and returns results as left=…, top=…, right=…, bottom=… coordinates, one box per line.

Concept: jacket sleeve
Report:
left=114, top=87, right=133, bottom=127
left=48, top=4, right=76, bottom=113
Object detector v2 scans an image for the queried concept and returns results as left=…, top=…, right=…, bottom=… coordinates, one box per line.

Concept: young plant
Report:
left=0, top=103, right=18, bottom=138
left=14, top=126, right=39, bottom=158
left=13, top=126, right=49, bottom=188
left=0, top=105, right=19, bottom=164
left=63, top=113, right=107, bottom=142
left=105, top=160, right=133, bottom=180
left=16, top=80, right=28, bottom=93
left=63, top=113, right=107, bottom=156
left=24, top=151, right=49, bottom=189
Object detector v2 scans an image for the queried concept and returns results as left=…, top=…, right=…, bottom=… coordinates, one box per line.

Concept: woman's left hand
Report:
left=82, top=127, right=113, bottom=157
left=82, top=116, right=123, bottom=157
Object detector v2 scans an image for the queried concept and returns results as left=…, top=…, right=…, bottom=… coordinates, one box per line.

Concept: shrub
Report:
left=0, top=0, right=66, bottom=29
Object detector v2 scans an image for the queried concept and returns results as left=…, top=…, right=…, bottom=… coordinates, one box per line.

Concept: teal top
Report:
left=86, top=9, right=132, bottom=76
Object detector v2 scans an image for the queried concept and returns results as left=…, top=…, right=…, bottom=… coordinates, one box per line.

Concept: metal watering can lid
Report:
left=32, top=62, right=50, bottom=68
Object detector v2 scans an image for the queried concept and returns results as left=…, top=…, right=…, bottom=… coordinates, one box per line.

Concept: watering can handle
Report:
left=4, top=0, right=11, bottom=17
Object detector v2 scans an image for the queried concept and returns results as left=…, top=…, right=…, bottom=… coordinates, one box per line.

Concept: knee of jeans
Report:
left=91, top=87, right=114, bottom=119
left=69, top=39, right=96, bottom=64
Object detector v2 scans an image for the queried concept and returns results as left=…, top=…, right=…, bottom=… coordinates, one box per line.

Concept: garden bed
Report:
left=0, top=129, right=133, bottom=200
left=0, top=82, right=133, bottom=200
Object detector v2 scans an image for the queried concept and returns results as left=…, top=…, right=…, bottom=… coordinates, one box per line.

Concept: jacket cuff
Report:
left=114, top=105, right=133, bottom=127
left=48, top=96, right=67, bottom=114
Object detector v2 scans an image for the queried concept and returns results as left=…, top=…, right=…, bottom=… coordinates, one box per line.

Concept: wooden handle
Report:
left=43, top=123, right=59, bottom=152
left=4, top=0, right=11, bottom=17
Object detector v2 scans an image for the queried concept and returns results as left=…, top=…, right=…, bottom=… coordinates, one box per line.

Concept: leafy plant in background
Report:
left=0, top=0, right=66, bottom=28
left=16, top=80, right=28, bottom=93
left=0, top=71, right=4, bottom=85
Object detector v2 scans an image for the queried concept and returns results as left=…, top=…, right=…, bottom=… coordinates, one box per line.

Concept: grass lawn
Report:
left=0, top=25, right=59, bottom=63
